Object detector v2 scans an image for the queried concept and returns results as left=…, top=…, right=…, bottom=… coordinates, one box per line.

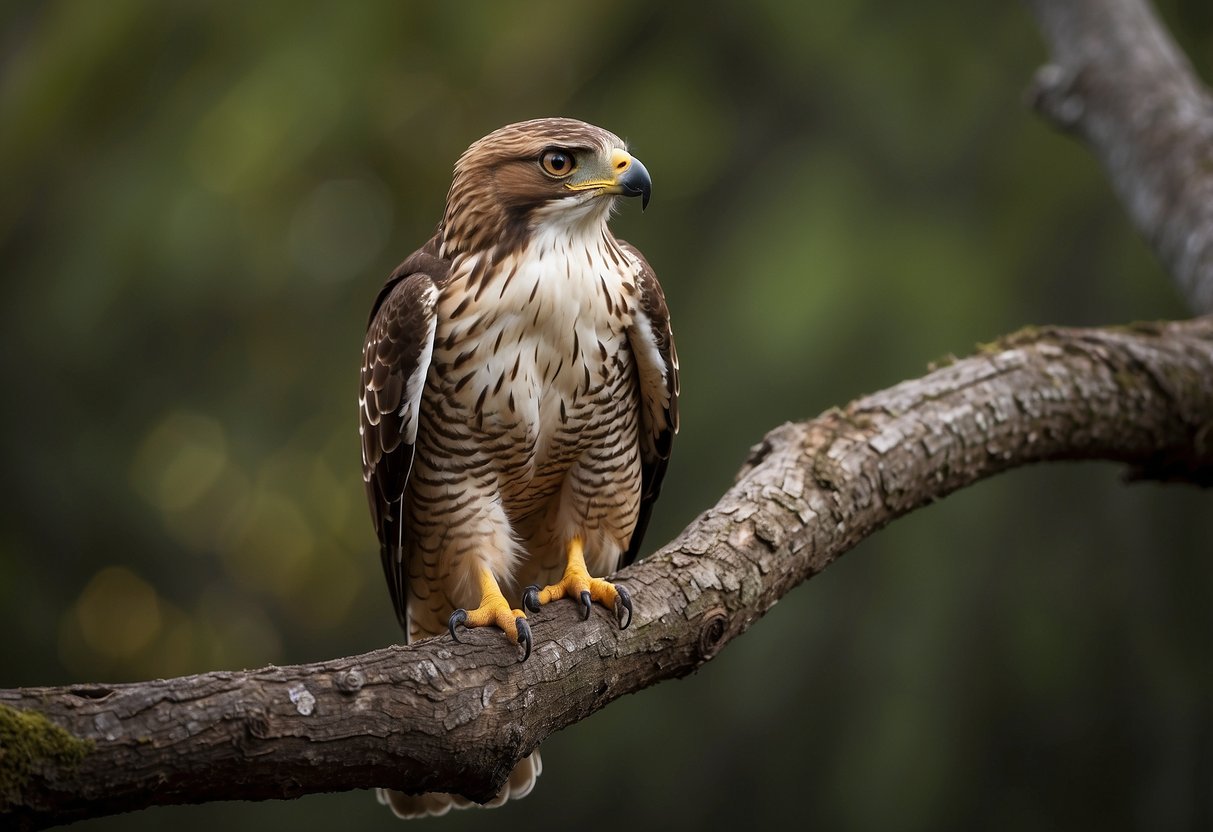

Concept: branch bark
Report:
left=1025, top=0, right=1213, bottom=312
left=3, top=317, right=1213, bottom=829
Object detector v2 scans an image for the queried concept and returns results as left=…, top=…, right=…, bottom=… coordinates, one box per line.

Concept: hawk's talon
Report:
left=525, top=538, right=632, bottom=630
left=522, top=585, right=542, bottom=614
left=516, top=617, right=532, bottom=661
left=448, top=608, right=469, bottom=642
left=447, top=568, right=530, bottom=658
left=615, top=585, right=633, bottom=629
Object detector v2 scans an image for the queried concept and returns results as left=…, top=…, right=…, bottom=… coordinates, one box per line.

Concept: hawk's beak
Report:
left=609, top=150, right=652, bottom=211
left=569, top=149, right=653, bottom=210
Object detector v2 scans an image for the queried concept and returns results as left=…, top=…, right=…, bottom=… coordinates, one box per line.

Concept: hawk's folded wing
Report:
left=360, top=238, right=446, bottom=634
left=620, top=241, right=679, bottom=566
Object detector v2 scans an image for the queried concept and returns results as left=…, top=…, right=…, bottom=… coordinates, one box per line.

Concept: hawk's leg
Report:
left=522, top=536, right=633, bottom=629
left=449, top=566, right=532, bottom=661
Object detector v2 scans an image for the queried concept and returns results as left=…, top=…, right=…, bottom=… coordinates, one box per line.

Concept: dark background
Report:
left=2, top=2, right=1210, bottom=830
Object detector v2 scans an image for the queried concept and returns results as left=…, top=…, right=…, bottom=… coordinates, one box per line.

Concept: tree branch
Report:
left=1025, top=0, right=1213, bottom=312
left=3, top=317, right=1212, bottom=830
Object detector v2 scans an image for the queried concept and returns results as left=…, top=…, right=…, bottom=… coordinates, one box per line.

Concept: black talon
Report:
left=516, top=617, right=532, bottom=662
left=579, top=590, right=592, bottom=620
left=523, top=585, right=542, bottom=613
left=616, top=585, right=633, bottom=629
left=448, top=609, right=468, bottom=642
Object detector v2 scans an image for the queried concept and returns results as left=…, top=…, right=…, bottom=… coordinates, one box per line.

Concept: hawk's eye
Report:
left=540, top=149, right=575, bottom=177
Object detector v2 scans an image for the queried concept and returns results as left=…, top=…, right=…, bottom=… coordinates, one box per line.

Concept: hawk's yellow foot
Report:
left=522, top=537, right=634, bottom=629
left=449, top=566, right=532, bottom=661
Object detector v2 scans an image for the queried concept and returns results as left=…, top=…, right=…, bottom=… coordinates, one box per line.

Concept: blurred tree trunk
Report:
left=3, top=0, right=1212, bottom=828
left=1026, top=0, right=1213, bottom=312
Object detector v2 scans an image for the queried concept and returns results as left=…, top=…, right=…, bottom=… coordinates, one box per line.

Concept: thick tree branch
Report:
left=3, top=317, right=1212, bottom=830
left=1025, top=0, right=1213, bottom=312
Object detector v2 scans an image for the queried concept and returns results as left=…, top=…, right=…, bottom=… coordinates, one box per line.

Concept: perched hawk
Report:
left=360, top=118, right=679, bottom=818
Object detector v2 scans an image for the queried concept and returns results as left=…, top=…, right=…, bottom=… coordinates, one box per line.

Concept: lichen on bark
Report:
left=0, top=704, right=92, bottom=805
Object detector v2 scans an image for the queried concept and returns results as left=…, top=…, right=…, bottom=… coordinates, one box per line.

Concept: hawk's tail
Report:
left=376, top=749, right=542, bottom=820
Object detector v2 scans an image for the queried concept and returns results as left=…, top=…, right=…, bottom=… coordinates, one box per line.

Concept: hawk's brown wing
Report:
left=360, top=234, right=448, bottom=634
left=619, top=241, right=679, bottom=566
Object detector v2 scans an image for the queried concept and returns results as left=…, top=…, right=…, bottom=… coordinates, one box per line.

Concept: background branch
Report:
left=4, top=317, right=1212, bottom=829
left=1025, top=0, right=1213, bottom=312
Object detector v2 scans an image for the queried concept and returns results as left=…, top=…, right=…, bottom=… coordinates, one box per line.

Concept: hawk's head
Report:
left=440, top=118, right=652, bottom=257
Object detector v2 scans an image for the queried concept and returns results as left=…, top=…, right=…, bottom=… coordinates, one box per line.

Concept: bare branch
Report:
left=3, top=318, right=1211, bottom=830
left=1025, top=0, right=1213, bottom=312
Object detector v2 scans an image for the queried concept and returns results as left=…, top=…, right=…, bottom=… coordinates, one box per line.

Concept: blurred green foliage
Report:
left=1, top=1, right=1209, bottom=830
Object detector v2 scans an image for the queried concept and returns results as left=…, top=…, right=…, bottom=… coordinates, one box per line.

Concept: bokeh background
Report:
left=2, top=1, right=1210, bottom=830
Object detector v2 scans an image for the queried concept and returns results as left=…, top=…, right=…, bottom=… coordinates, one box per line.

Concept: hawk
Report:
left=359, top=118, right=679, bottom=817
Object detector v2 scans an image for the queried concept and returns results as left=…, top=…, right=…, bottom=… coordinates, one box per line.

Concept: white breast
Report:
left=431, top=222, right=642, bottom=464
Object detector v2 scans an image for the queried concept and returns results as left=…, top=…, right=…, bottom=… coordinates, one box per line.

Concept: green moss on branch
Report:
left=0, top=704, right=92, bottom=806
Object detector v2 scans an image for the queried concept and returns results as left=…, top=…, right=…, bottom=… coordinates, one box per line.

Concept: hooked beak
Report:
left=567, top=148, right=653, bottom=210
left=612, top=153, right=652, bottom=210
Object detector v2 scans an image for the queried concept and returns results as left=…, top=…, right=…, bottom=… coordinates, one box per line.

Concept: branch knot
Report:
left=335, top=668, right=366, bottom=694
left=1028, top=63, right=1086, bottom=131
left=697, top=608, right=729, bottom=661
